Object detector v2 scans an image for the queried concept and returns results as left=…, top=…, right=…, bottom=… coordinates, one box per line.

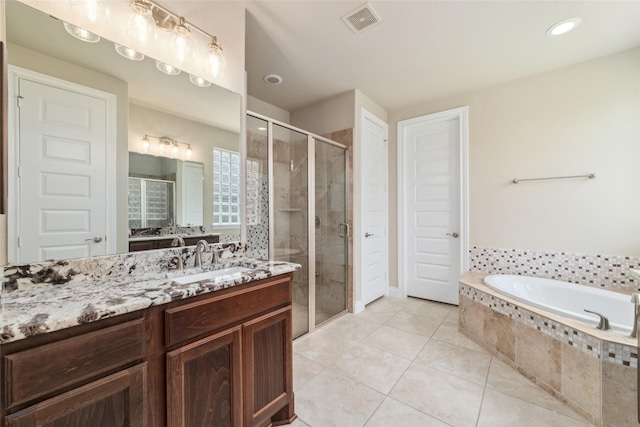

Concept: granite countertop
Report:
left=128, top=233, right=222, bottom=242
left=0, top=258, right=301, bottom=344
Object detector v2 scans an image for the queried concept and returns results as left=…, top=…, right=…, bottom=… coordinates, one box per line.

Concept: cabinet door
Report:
left=5, top=363, right=147, bottom=427
left=166, top=326, right=242, bottom=427
left=243, top=306, right=294, bottom=427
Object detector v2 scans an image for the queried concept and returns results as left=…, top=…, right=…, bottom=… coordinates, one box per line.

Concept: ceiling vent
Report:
left=341, top=3, right=382, bottom=34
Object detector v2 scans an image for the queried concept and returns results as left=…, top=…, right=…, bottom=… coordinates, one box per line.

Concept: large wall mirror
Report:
left=5, top=0, right=243, bottom=265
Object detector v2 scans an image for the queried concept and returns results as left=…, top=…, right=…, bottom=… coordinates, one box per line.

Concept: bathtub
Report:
left=483, top=274, right=634, bottom=334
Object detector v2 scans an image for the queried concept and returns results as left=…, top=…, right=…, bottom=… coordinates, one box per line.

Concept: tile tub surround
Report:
left=1, top=246, right=301, bottom=344
left=2, top=241, right=246, bottom=292
left=459, top=272, right=638, bottom=427
left=469, top=246, right=639, bottom=291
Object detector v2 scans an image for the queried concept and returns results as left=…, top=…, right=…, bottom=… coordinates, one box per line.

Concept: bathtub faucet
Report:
left=630, top=293, right=640, bottom=339
left=583, top=309, right=611, bottom=331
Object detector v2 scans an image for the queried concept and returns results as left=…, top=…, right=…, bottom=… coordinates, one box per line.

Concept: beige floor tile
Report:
left=293, top=353, right=325, bottom=391
left=364, top=397, right=450, bottom=427
left=293, top=329, right=357, bottom=366
left=477, top=389, right=589, bottom=427
left=414, top=339, right=492, bottom=385
left=402, top=298, right=453, bottom=321
left=431, top=321, right=487, bottom=352
left=295, top=370, right=385, bottom=427
left=485, top=358, right=585, bottom=420
left=444, top=307, right=459, bottom=324
left=389, top=362, right=484, bottom=427
left=385, top=311, right=442, bottom=337
left=357, top=297, right=409, bottom=324
left=330, top=342, right=411, bottom=394
left=321, top=313, right=381, bottom=341
left=289, top=418, right=310, bottom=427
left=361, top=325, right=429, bottom=360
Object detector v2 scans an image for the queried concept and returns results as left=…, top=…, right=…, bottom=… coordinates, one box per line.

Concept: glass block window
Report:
left=213, top=148, right=241, bottom=226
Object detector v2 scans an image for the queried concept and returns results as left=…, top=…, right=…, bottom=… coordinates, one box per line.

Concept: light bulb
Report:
left=171, top=143, right=179, bottom=158
left=158, top=141, right=165, bottom=155
left=156, top=60, right=181, bottom=76
left=189, top=74, right=211, bottom=88
left=63, top=22, right=101, bottom=43
left=141, top=135, right=150, bottom=153
left=185, top=145, right=193, bottom=160
left=115, top=43, right=144, bottom=61
left=126, top=0, right=157, bottom=47
left=203, top=36, right=226, bottom=80
left=169, top=17, right=195, bottom=65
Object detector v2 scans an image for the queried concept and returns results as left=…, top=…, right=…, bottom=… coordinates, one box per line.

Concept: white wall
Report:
left=291, top=90, right=355, bottom=136
left=388, top=47, right=640, bottom=287
left=247, top=95, right=290, bottom=124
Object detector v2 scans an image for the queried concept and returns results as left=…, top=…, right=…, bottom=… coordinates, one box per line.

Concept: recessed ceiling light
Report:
left=263, top=74, right=283, bottom=85
left=546, top=18, right=581, bottom=36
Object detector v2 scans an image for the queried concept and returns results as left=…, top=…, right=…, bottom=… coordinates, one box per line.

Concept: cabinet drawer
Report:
left=165, top=275, right=291, bottom=347
left=4, top=319, right=146, bottom=409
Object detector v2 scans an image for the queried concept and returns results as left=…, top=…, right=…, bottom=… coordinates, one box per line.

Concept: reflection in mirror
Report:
left=5, top=0, right=242, bottom=265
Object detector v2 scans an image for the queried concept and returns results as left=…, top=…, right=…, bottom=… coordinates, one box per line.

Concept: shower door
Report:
left=314, top=139, right=348, bottom=326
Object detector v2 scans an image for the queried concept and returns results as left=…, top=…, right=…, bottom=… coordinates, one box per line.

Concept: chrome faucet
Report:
left=194, top=240, right=210, bottom=267
left=630, top=293, right=640, bottom=338
left=583, top=309, right=611, bottom=331
left=212, top=247, right=225, bottom=264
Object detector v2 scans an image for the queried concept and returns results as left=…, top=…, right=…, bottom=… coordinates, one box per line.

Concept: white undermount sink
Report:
left=172, top=266, right=252, bottom=285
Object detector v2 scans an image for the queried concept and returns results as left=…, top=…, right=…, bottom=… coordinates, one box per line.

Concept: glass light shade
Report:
left=203, top=38, right=226, bottom=80
left=189, top=74, right=211, bottom=88
left=184, top=145, right=193, bottom=160
left=63, top=22, right=101, bottom=43
left=156, top=60, right=181, bottom=76
left=157, top=141, right=166, bottom=155
left=140, top=136, right=150, bottom=153
left=115, top=43, right=144, bottom=61
left=126, top=1, right=157, bottom=47
left=70, top=0, right=109, bottom=23
left=169, top=19, right=195, bottom=65
left=171, top=143, right=179, bottom=158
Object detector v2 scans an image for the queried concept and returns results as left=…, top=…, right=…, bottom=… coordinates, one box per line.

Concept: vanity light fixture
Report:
left=142, top=135, right=193, bottom=160
left=63, top=21, right=101, bottom=43
left=189, top=74, right=211, bottom=87
left=115, top=43, right=145, bottom=61
left=126, top=0, right=226, bottom=80
left=156, top=60, right=181, bottom=76
left=546, top=18, right=581, bottom=36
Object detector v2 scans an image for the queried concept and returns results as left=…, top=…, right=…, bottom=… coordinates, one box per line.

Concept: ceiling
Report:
left=243, top=1, right=640, bottom=113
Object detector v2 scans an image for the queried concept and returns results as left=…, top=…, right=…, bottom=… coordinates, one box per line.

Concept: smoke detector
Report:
left=341, top=3, right=382, bottom=34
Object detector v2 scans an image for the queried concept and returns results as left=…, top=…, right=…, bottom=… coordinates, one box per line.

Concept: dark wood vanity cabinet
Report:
left=1, top=273, right=295, bottom=427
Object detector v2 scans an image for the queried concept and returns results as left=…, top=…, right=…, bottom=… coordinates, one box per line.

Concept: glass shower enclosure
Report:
left=246, top=113, right=349, bottom=338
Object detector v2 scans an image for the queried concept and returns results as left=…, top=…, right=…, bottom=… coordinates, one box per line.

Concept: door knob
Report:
left=365, top=232, right=374, bottom=238
left=85, top=236, right=103, bottom=243
left=446, top=232, right=459, bottom=238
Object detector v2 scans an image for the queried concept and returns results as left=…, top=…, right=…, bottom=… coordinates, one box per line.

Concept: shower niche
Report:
left=247, top=113, right=349, bottom=338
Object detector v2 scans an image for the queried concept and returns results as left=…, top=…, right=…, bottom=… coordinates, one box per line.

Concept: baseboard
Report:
left=386, top=286, right=403, bottom=299
left=353, top=299, right=365, bottom=314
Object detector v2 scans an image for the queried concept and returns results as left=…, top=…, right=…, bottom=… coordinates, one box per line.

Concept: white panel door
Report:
left=402, top=116, right=461, bottom=304
left=179, top=161, right=204, bottom=226
left=361, top=111, right=388, bottom=306
left=18, top=78, right=108, bottom=263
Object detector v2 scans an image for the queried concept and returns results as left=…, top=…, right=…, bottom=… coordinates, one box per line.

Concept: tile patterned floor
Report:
left=291, top=296, right=594, bottom=427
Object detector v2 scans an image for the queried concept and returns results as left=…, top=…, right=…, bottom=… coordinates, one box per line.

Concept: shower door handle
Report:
left=338, top=223, right=350, bottom=237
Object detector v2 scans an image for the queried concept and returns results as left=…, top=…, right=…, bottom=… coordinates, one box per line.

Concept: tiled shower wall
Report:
left=469, top=246, right=639, bottom=291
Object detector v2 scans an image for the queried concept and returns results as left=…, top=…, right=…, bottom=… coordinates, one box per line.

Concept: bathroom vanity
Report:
left=0, top=251, right=299, bottom=427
